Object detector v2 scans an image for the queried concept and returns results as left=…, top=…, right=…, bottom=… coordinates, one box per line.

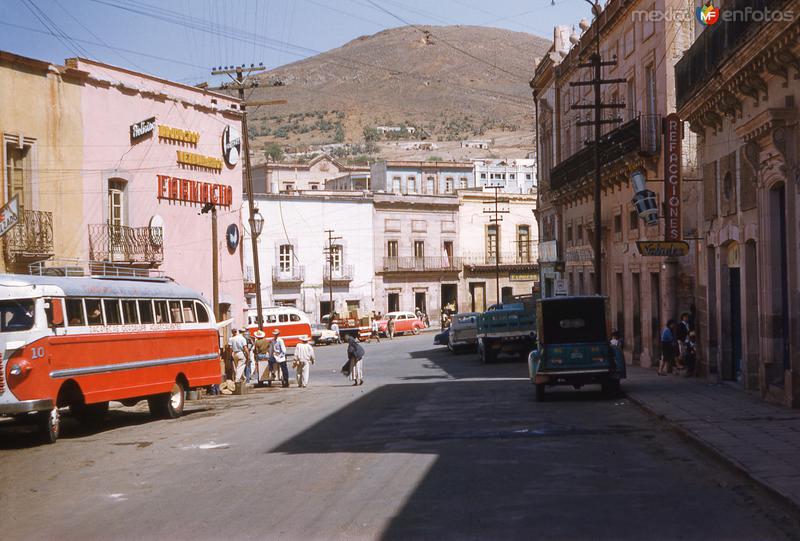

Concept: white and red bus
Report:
left=245, top=306, right=312, bottom=347
left=0, top=274, right=222, bottom=443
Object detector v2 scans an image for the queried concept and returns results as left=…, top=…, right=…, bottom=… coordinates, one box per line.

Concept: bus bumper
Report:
left=0, top=399, right=55, bottom=415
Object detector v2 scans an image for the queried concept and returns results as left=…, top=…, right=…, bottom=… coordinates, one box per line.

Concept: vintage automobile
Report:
left=433, top=327, right=449, bottom=346
left=528, top=296, right=625, bottom=401
left=378, top=311, right=425, bottom=336
left=311, top=323, right=339, bottom=345
left=447, top=312, right=479, bottom=352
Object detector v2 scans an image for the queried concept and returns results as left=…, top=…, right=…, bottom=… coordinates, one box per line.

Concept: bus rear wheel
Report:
left=37, top=407, right=60, bottom=444
left=148, top=381, right=186, bottom=419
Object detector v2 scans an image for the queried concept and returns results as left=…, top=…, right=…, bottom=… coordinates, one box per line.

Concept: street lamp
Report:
left=248, top=208, right=265, bottom=331
left=249, top=209, right=264, bottom=238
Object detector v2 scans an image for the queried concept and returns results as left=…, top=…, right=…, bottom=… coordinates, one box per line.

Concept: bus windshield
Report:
left=0, top=299, right=35, bottom=332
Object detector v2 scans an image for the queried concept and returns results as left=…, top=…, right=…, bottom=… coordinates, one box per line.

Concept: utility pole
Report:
left=323, top=229, right=342, bottom=328
left=569, top=10, right=626, bottom=296
left=483, top=186, right=510, bottom=305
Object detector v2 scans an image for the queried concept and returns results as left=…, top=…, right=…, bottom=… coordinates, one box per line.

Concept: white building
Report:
left=473, top=159, right=537, bottom=194
left=242, top=191, right=375, bottom=323
left=250, top=154, right=370, bottom=193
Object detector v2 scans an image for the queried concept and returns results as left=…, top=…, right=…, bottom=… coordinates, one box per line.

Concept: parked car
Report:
left=528, top=296, right=625, bottom=401
left=378, top=311, right=425, bottom=336
left=311, top=323, right=339, bottom=345
left=448, top=312, right=479, bottom=352
left=477, top=296, right=537, bottom=363
left=433, top=327, right=450, bottom=346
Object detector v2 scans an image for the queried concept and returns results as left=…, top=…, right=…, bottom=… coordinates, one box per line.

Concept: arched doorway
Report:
left=722, top=241, right=742, bottom=382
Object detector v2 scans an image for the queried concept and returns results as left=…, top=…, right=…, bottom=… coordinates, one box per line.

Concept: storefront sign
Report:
left=222, top=125, right=241, bottom=166
left=158, top=125, right=200, bottom=145
left=130, top=117, right=156, bottom=141
left=156, top=174, right=233, bottom=207
left=538, top=240, right=558, bottom=263
left=0, top=196, right=19, bottom=238
left=176, top=150, right=223, bottom=171
left=555, top=279, right=567, bottom=296
left=510, top=272, right=539, bottom=282
left=636, top=241, right=689, bottom=257
left=664, top=113, right=682, bottom=241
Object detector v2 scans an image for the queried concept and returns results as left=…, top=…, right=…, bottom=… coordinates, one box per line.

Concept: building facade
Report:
left=370, top=161, right=475, bottom=195
left=472, top=159, right=537, bottom=194
left=676, top=0, right=800, bottom=405
left=252, top=154, right=370, bottom=193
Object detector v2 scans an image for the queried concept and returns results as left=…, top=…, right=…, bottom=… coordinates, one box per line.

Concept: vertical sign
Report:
left=664, top=113, right=682, bottom=241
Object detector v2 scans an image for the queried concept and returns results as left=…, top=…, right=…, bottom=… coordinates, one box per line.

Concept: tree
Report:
left=334, top=123, right=345, bottom=143
left=265, top=143, right=284, bottom=162
left=363, top=126, right=379, bottom=142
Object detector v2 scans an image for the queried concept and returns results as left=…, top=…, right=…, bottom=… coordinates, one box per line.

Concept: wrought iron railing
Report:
left=88, top=224, right=163, bottom=265
left=462, top=249, right=539, bottom=267
left=322, top=264, right=353, bottom=282
left=3, top=209, right=54, bottom=264
left=382, top=256, right=462, bottom=272
left=272, top=265, right=305, bottom=284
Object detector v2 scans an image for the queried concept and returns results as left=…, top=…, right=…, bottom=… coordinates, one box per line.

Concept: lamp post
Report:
left=248, top=209, right=265, bottom=331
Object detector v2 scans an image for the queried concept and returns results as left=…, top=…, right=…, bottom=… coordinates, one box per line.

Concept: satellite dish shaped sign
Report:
left=0, top=196, right=20, bottom=238
left=222, top=125, right=241, bottom=166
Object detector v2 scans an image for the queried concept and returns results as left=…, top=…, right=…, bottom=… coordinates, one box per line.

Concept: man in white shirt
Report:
left=229, top=328, right=249, bottom=382
left=293, top=335, right=315, bottom=388
left=269, top=329, right=289, bottom=387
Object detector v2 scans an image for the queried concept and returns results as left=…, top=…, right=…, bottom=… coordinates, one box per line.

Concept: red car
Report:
left=378, top=311, right=425, bottom=336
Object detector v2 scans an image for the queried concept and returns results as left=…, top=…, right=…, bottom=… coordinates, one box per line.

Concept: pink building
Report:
left=66, top=58, right=245, bottom=325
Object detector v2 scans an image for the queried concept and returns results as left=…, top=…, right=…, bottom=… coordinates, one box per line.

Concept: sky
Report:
left=0, top=0, right=593, bottom=85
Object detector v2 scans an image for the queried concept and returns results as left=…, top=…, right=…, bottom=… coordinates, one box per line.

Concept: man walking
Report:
left=658, top=319, right=678, bottom=376
left=347, top=335, right=365, bottom=386
left=369, top=317, right=381, bottom=343
left=269, top=329, right=289, bottom=387
left=229, top=328, right=249, bottom=382
left=253, top=330, right=269, bottom=384
left=293, top=335, right=315, bottom=388
left=387, top=316, right=395, bottom=340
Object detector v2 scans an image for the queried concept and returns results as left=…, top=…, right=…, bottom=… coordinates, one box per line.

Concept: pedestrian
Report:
left=243, top=328, right=255, bottom=383
left=293, top=335, right=315, bottom=388
left=331, top=320, right=341, bottom=344
left=684, top=331, right=697, bottom=377
left=347, top=335, right=365, bottom=386
left=676, top=312, right=690, bottom=372
left=269, top=329, right=289, bottom=387
left=415, top=307, right=423, bottom=321
left=369, top=317, right=381, bottom=343
left=658, top=319, right=678, bottom=376
left=229, top=328, right=249, bottom=382
left=610, top=330, right=624, bottom=372
left=253, top=329, right=269, bottom=384
left=387, top=316, right=395, bottom=340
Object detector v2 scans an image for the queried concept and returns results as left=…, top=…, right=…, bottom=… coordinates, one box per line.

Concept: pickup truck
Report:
left=321, top=314, right=371, bottom=342
left=476, top=296, right=537, bottom=363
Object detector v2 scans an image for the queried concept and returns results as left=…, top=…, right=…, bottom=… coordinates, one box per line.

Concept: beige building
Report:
left=676, top=1, right=800, bottom=406
left=252, top=154, right=370, bottom=193
left=0, top=52, right=85, bottom=272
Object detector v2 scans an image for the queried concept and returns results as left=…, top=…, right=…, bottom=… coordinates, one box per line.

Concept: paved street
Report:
left=2, top=334, right=800, bottom=541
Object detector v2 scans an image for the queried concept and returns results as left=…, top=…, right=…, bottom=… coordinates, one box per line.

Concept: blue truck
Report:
left=476, top=295, right=537, bottom=364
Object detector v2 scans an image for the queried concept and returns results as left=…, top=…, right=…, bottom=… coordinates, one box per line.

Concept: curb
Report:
left=626, top=391, right=800, bottom=514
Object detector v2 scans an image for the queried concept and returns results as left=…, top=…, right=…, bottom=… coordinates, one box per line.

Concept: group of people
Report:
left=228, top=327, right=316, bottom=388
left=658, top=312, right=697, bottom=376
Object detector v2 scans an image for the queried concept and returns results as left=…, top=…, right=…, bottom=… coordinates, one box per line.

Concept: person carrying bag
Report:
left=347, top=336, right=365, bottom=386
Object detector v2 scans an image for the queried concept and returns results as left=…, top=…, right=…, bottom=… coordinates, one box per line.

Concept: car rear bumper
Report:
left=534, top=369, right=619, bottom=385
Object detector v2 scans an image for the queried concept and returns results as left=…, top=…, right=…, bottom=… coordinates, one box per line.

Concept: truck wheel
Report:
left=148, top=381, right=186, bottom=419
left=535, top=384, right=546, bottom=402
left=37, top=407, right=60, bottom=444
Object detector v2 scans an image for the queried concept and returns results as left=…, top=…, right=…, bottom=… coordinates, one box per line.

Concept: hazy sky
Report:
left=1, top=0, right=592, bottom=84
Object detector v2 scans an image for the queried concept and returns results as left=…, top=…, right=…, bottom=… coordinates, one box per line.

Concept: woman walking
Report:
left=347, top=336, right=365, bottom=386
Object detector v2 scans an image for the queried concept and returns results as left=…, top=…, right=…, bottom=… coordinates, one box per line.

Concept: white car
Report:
left=448, top=312, right=479, bottom=352
left=311, top=323, right=339, bottom=345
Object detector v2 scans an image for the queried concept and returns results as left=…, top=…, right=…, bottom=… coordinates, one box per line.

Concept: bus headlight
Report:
left=9, top=360, right=31, bottom=377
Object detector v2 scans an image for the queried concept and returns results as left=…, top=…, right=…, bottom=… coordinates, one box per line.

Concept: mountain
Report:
left=241, top=25, right=550, bottom=162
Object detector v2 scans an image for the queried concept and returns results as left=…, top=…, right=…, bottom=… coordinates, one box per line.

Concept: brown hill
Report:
left=242, top=25, right=550, bottom=161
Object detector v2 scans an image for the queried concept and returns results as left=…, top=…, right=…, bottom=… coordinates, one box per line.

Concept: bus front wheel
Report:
left=37, top=407, right=60, bottom=444
left=148, top=381, right=186, bottom=419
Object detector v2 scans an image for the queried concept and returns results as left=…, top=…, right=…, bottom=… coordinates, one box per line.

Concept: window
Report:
left=567, top=225, right=573, bottom=244
left=290, top=313, right=301, bottom=322
left=459, top=177, right=468, bottom=189
left=627, top=75, right=637, bottom=121
left=66, top=298, right=85, bottom=326
left=0, top=299, right=35, bottom=332
left=182, top=300, right=196, bottom=323
left=154, top=300, right=169, bottom=323
left=486, top=224, right=499, bottom=261
left=284, top=183, right=295, bottom=192
left=517, top=225, right=530, bottom=262
left=414, top=240, right=425, bottom=259
left=85, top=299, right=103, bottom=325
left=169, top=301, right=183, bottom=323
left=44, top=298, right=64, bottom=328
left=278, top=314, right=288, bottom=323
left=443, top=241, right=454, bottom=260
left=331, top=245, right=342, bottom=272
left=509, top=174, right=515, bottom=180
left=480, top=173, right=487, bottom=179
left=645, top=62, right=656, bottom=117
left=387, top=240, right=398, bottom=258
left=121, top=299, right=139, bottom=324
left=279, top=244, right=293, bottom=273
left=426, top=176, right=435, bottom=194
left=104, top=299, right=121, bottom=325
left=407, top=177, right=416, bottom=193
left=444, top=177, right=453, bottom=193
left=577, top=224, right=584, bottom=245
left=630, top=210, right=639, bottom=230
left=139, top=300, right=155, bottom=324
left=392, top=176, right=402, bottom=193
left=108, top=179, right=125, bottom=228
left=195, top=302, right=210, bottom=323
left=526, top=174, right=532, bottom=180
left=614, top=214, right=622, bottom=234
left=310, top=184, right=319, bottom=190
left=5, top=141, right=31, bottom=212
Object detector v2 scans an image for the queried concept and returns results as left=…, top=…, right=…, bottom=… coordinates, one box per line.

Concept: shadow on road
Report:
left=407, top=345, right=528, bottom=380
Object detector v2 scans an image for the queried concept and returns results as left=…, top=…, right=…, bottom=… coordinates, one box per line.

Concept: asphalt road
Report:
left=2, top=333, right=800, bottom=541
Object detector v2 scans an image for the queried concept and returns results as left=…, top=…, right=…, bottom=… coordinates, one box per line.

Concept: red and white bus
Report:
left=0, top=274, right=222, bottom=443
left=245, top=306, right=312, bottom=347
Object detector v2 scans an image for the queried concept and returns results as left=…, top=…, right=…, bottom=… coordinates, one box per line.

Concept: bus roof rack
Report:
left=29, top=259, right=168, bottom=281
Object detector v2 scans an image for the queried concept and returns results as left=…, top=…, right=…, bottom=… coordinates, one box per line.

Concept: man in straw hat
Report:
left=293, top=335, right=316, bottom=388
left=229, top=328, right=249, bottom=382
left=253, top=329, right=270, bottom=384
left=269, top=328, right=289, bottom=387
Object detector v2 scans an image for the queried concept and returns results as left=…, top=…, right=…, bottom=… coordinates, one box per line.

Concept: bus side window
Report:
left=169, top=300, right=183, bottom=323
left=65, top=298, right=85, bottom=326
left=104, top=299, right=122, bottom=325
left=195, top=302, right=210, bottom=323
left=182, top=300, right=196, bottom=323
left=139, top=300, right=155, bottom=324
left=121, top=299, right=139, bottom=324
left=266, top=315, right=277, bottom=324
left=279, top=314, right=288, bottom=323
left=290, top=314, right=301, bottom=322
left=154, top=300, right=169, bottom=323
left=85, top=299, right=103, bottom=325
left=45, top=298, right=65, bottom=328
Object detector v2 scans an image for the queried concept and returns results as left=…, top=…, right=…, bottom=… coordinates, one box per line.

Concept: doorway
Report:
left=387, top=293, right=400, bottom=313
left=469, top=282, right=486, bottom=312
left=501, top=286, right=513, bottom=303
left=414, top=292, right=427, bottom=315
left=729, top=267, right=742, bottom=381
left=441, top=284, right=457, bottom=315
left=632, top=273, right=641, bottom=360
left=320, top=301, right=332, bottom=319
left=650, top=273, right=661, bottom=363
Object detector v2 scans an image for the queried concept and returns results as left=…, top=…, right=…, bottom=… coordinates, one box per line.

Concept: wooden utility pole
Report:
left=483, top=186, right=510, bottom=305
left=323, top=229, right=342, bottom=328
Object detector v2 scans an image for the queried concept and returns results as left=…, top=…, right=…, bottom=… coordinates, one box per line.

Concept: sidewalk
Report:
left=626, top=366, right=800, bottom=509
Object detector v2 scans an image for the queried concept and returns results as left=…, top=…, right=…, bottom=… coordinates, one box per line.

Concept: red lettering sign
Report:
left=663, top=113, right=682, bottom=241
left=155, top=175, right=232, bottom=208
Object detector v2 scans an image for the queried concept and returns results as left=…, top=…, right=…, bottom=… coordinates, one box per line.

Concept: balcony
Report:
left=382, top=256, right=462, bottom=273
left=463, top=250, right=539, bottom=272
left=88, top=224, right=163, bottom=266
left=272, top=265, right=304, bottom=285
left=550, top=115, right=660, bottom=192
left=3, top=209, right=54, bottom=267
left=322, top=264, right=353, bottom=284
left=676, top=0, right=783, bottom=110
